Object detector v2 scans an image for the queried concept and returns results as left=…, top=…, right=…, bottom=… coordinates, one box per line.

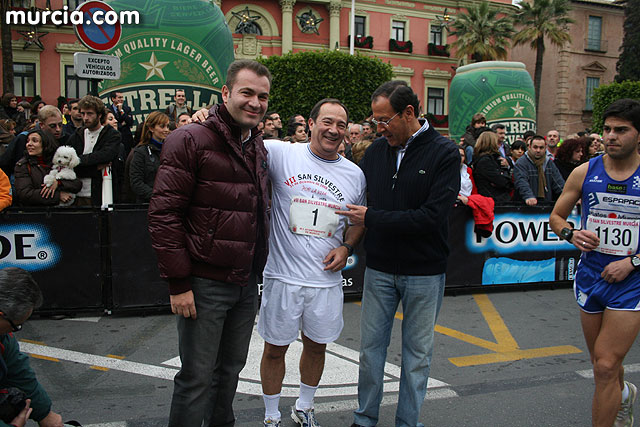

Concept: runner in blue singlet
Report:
left=551, top=98, right=640, bottom=427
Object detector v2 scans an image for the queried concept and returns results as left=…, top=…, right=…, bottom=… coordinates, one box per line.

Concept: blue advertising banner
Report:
left=0, top=209, right=103, bottom=311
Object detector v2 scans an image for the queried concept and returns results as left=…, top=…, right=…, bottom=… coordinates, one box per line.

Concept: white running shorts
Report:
left=258, top=278, right=344, bottom=346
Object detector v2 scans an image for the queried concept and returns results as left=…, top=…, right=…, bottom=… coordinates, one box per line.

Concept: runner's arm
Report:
left=549, top=163, right=599, bottom=250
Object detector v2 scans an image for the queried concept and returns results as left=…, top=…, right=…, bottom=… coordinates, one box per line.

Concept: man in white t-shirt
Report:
left=260, top=98, right=366, bottom=427
left=67, top=95, right=120, bottom=206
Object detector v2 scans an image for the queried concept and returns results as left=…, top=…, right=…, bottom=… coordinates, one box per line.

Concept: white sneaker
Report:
left=615, top=381, right=637, bottom=427
left=291, top=405, right=321, bottom=427
left=263, top=417, right=281, bottom=427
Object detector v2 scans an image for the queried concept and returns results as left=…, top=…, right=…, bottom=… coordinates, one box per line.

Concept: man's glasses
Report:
left=371, top=111, right=400, bottom=128
left=0, top=310, right=22, bottom=332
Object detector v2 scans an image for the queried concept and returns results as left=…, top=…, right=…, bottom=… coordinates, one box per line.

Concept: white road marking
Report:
left=84, top=423, right=127, bottom=427
left=66, top=316, right=103, bottom=323
left=21, top=324, right=450, bottom=398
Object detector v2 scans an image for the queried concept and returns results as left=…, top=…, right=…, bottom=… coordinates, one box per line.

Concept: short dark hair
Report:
left=226, top=60, right=272, bottom=90
left=530, top=135, right=546, bottom=145
left=287, top=122, right=305, bottom=137
left=0, top=268, right=42, bottom=321
left=1, top=93, right=16, bottom=108
left=78, top=95, right=107, bottom=121
left=523, top=130, right=536, bottom=141
left=471, top=113, right=486, bottom=126
left=510, top=140, right=526, bottom=152
left=177, top=112, right=191, bottom=120
left=602, top=98, right=640, bottom=132
left=27, top=128, right=58, bottom=158
left=491, top=123, right=506, bottom=131
left=371, top=80, right=420, bottom=118
left=309, top=98, right=349, bottom=123
left=67, top=98, right=80, bottom=110
left=109, top=91, right=122, bottom=101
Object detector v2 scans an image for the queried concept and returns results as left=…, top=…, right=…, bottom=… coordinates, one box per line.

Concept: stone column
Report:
left=280, top=0, right=296, bottom=53
left=328, top=1, right=342, bottom=50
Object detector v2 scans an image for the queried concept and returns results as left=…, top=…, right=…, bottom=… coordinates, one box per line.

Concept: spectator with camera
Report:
left=0, top=267, right=63, bottom=427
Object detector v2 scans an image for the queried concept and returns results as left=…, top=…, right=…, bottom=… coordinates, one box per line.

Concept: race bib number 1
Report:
left=289, top=196, right=341, bottom=238
left=586, top=215, right=640, bottom=256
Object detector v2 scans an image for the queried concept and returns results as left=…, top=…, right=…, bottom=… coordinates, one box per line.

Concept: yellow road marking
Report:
left=21, top=339, right=45, bottom=345
left=30, top=354, right=59, bottom=362
left=107, top=354, right=125, bottom=359
left=355, top=294, right=582, bottom=366
left=90, top=365, right=109, bottom=371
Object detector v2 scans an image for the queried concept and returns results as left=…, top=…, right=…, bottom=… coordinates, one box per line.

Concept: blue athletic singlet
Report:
left=574, top=156, right=640, bottom=312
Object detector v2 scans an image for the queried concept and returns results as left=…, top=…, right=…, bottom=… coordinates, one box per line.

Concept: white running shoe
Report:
left=263, top=417, right=281, bottom=427
left=615, top=381, right=638, bottom=427
left=291, top=405, right=321, bottom=427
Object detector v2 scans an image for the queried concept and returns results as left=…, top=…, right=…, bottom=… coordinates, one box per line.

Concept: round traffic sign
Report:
left=74, top=1, right=122, bottom=52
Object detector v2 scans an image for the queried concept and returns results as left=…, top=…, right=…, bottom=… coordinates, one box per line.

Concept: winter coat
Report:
left=67, top=125, right=121, bottom=206
left=13, top=155, right=82, bottom=206
left=0, top=333, right=52, bottom=424
left=471, top=153, right=513, bottom=204
left=148, top=103, right=270, bottom=295
left=129, top=142, right=161, bottom=203
left=513, top=152, right=565, bottom=202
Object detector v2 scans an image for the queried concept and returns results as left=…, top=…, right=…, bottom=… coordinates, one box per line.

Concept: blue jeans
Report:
left=169, top=275, right=258, bottom=427
left=354, top=267, right=445, bottom=427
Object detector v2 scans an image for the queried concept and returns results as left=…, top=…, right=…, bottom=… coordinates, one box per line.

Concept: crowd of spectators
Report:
left=0, top=91, right=609, bottom=212
left=453, top=112, right=607, bottom=207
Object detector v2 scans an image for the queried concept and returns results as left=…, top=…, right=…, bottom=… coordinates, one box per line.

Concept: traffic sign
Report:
left=74, top=1, right=122, bottom=52
left=74, top=52, right=121, bottom=80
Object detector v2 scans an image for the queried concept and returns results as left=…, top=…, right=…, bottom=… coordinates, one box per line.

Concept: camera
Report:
left=0, top=387, right=27, bottom=423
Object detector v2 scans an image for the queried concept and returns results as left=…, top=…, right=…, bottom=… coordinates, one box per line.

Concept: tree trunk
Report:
left=0, top=0, right=15, bottom=94
left=533, top=36, right=545, bottom=124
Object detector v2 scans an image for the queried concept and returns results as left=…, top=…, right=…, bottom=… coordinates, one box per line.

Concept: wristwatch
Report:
left=559, top=227, right=575, bottom=242
left=340, top=242, right=354, bottom=256
left=630, top=255, right=640, bottom=270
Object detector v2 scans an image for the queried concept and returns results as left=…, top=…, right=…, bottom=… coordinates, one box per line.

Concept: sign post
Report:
left=73, top=1, right=123, bottom=95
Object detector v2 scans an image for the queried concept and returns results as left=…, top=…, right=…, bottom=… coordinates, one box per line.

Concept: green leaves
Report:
left=591, top=82, right=640, bottom=133
left=449, top=1, right=514, bottom=61
left=616, top=0, right=640, bottom=82
left=258, top=50, right=393, bottom=122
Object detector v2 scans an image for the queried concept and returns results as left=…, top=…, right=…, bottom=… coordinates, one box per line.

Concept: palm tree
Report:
left=450, top=1, right=514, bottom=62
left=512, top=0, right=573, bottom=120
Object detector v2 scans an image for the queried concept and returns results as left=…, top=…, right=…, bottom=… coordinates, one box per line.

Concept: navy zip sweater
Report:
left=360, top=125, right=461, bottom=275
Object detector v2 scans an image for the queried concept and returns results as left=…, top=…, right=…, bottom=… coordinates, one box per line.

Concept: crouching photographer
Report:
left=0, top=267, right=63, bottom=427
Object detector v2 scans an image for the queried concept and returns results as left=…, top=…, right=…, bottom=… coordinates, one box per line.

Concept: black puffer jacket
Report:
left=129, top=142, right=161, bottom=203
left=148, top=104, right=270, bottom=295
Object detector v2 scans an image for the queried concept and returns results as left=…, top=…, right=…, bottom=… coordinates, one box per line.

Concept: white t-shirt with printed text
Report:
left=263, top=140, right=367, bottom=287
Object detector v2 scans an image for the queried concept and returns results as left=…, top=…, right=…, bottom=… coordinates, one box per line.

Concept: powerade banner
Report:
left=449, top=61, right=536, bottom=145
left=0, top=210, right=103, bottom=310
left=98, top=0, right=235, bottom=125
left=447, top=205, right=581, bottom=287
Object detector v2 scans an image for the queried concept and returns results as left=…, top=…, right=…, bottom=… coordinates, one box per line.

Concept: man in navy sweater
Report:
left=338, top=80, right=460, bottom=427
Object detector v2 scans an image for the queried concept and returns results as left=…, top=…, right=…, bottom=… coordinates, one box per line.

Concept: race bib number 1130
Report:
left=586, top=215, right=639, bottom=256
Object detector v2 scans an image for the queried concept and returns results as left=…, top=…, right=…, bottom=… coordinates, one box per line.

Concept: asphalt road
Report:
left=17, top=287, right=640, bottom=427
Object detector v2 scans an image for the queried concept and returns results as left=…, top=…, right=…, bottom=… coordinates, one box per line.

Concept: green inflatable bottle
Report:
left=98, top=0, right=234, bottom=125
left=449, top=61, right=537, bottom=145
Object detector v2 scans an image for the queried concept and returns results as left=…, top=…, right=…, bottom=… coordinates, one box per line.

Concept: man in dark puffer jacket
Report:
left=148, top=60, right=271, bottom=427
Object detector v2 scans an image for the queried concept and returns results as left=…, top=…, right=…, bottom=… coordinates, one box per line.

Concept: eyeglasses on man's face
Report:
left=371, top=111, right=400, bottom=128
left=0, top=310, right=22, bottom=332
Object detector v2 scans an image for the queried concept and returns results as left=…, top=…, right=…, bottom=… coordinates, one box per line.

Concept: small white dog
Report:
left=44, top=146, right=80, bottom=187
left=43, top=146, right=80, bottom=206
